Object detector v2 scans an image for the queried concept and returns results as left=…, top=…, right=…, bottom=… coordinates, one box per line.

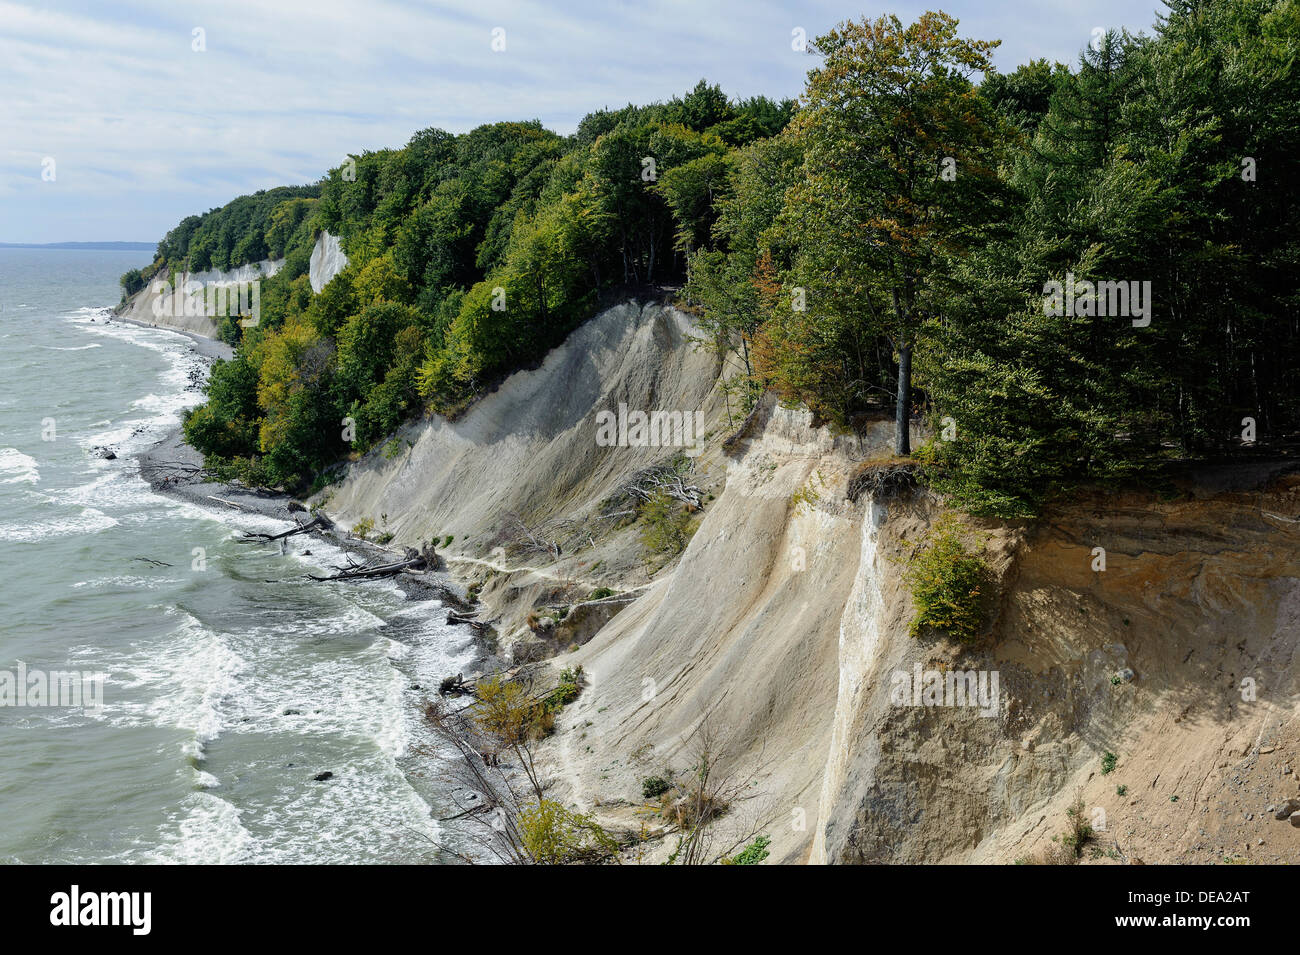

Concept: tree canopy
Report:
left=134, top=2, right=1299, bottom=513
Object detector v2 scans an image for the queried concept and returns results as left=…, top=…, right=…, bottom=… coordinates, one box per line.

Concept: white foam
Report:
left=71, top=315, right=208, bottom=445
left=0, top=448, right=39, bottom=484
left=146, top=792, right=256, bottom=864
left=241, top=762, right=442, bottom=865
left=71, top=574, right=181, bottom=590
left=0, top=506, right=117, bottom=543
left=113, top=609, right=249, bottom=745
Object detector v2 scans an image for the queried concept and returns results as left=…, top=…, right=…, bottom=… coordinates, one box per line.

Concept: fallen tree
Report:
left=239, top=514, right=333, bottom=543
left=306, top=547, right=429, bottom=581
left=623, top=465, right=703, bottom=510
left=598, top=459, right=705, bottom=526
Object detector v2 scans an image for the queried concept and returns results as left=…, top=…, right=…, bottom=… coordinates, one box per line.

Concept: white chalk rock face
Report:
left=309, top=231, right=349, bottom=293
left=120, top=258, right=283, bottom=338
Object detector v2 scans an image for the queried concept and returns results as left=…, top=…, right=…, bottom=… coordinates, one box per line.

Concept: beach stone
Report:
left=313, top=771, right=334, bottom=782
left=1272, top=798, right=1299, bottom=820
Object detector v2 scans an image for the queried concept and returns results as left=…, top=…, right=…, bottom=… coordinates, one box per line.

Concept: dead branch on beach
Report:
left=306, top=547, right=428, bottom=581
left=439, top=673, right=478, bottom=697
left=447, top=611, right=493, bottom=638
left=147, top=459, right=214, bottom=485
left=148, top=459, right=208, bottom=476
left=238, top=514, right=332, bottom=543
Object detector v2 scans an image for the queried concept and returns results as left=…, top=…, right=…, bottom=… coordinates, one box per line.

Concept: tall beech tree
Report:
left=784, top=11, right=1008, bottom=452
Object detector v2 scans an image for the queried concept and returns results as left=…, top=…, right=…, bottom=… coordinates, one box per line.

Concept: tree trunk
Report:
left=895, top=341, right=912, bottom=456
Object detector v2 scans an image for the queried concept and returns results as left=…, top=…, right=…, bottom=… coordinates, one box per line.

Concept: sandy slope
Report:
left=316, top=301, right=725, bottom=548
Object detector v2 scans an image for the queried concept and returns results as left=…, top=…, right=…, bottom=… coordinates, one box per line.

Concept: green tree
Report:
left=784, top=11, right=1009, bottom=451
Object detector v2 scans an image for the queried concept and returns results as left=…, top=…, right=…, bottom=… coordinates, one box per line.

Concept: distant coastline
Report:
left=0, top=241, right=153, bottom=250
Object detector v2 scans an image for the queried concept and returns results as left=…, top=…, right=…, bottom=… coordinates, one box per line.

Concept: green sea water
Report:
left=0, top=249, right=471, bottom=863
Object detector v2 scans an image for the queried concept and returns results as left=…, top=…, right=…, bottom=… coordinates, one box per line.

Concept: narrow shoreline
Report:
left=121, top=311, right=475, bottom=606
left=113, top=310, right=235, bottom=362
left=119, top=316, right=497, bottom=846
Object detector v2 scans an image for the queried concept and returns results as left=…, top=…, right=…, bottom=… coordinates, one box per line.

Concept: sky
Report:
left=0, top=0, right=1166, bottom=244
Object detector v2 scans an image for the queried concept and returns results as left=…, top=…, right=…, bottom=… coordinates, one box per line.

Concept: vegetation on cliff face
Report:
left=149, top=83, right=790, bottom=489
left=141, top=1, right=1298, bottom=514
left=902, top=515, right=991, bottom=643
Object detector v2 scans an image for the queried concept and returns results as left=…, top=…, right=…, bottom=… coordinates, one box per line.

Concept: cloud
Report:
left=0, top=0, right=1158, bottom=242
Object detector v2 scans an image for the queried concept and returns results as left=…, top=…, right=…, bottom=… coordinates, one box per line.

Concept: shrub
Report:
left=1101, top=751, right=1118, bottom=774
left=474, top=677, right=538, bottom=739
left=638, top=490, right=694, bottom=557
left=661, top=786, right=727, bottom=831
left=518, top=799, right=619, bottom=864
left=790, top=472, right=823, bottom=513
left=1062, top=795, right=1094, bottom=858
left=540, top=665, right=584, bottom=713
left=351, top=517, right=375, bottom=540
left=588, top=587, right=615, bottom=600
left=202, top=454, right=275, bottom=489
left=641, top=775, right=672, bottom=800
left=1020, top=795, right=1094, bottom=865
left=903, top=515, right=990, bottom=643
left=443, top=534, right=454, bottom=548
left=724, top=835, right=771, bottom=865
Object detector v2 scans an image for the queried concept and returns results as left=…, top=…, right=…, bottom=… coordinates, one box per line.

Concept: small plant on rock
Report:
left=902, top=514, right=990, bottom=643
left=641, top=774, right=672, bottom=800
left=723, top=835, right=771, bottom=866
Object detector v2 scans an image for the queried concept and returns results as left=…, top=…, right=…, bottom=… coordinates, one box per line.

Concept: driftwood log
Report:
left=239, top=514, right=333, bottom=543
left=307, top=547, right=428, bottom=582
left=438, top=673, right=477, bottom=697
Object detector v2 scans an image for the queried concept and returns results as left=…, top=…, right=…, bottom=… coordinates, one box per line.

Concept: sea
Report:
left=0, top=248, right=475, bottom=863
